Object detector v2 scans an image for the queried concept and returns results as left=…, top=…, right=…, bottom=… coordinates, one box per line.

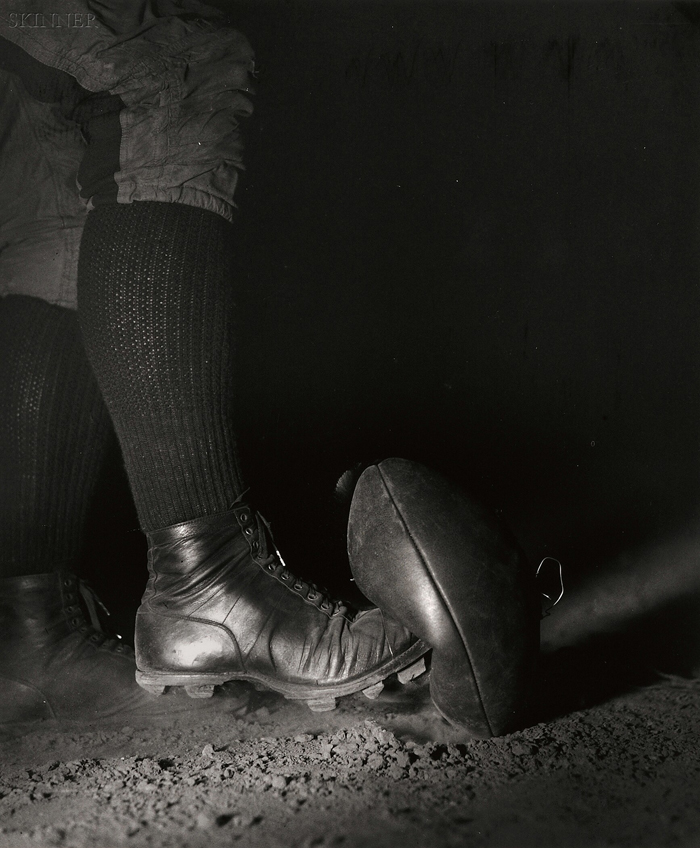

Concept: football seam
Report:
left=376, top=463, right=494, bottom=736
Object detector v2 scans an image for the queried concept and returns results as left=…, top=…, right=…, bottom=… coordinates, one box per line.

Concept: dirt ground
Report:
left=1, top=651, right=699, bottom=848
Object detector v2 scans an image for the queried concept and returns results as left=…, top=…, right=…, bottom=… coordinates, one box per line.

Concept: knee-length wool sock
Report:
left=0, top=295, right=113, bottom=577
left=77, top=202, right=246, bottom=532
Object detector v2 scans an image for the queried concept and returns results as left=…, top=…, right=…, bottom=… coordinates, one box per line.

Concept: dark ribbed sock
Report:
left=77, top=202, right=246, bottom=532
left=0, top=295, right=113, bottom=577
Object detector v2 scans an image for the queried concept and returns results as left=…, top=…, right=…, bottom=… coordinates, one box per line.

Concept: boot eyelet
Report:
left=63, top=578, right=71, bottom=587
left=71, top=617, right=81, bottom=626
left=307, top=591, right=317, bottom=600
left=320, top=601, right=331, bottom=611
left=239, top=511, right=249, bottom=523
left=251, top=541, right=259, bottom=552
left=293, top=582, right=303, bottom=591
left=243, top=527, right=254, bottom=537
left=266, top=563, right=275, bottom=572
left=280, top=572, right=290, bottom=581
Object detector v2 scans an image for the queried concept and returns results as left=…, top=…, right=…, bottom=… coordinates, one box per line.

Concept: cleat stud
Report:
left=362, top=681, right=384, bottom=700
left=397, top=657, right=427, bottom=685
left=305, top=697, right=337, bottom=713
left=185, top=684, right=216, bottom=699
left=140, top=683, right=166, bottom=695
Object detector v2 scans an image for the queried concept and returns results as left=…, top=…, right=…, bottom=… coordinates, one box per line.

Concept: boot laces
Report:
left=67, top=576, right=130, bottom=654
left=78, top=580, right=111, bottom=631
left=254, top=513, right=348, bottom=616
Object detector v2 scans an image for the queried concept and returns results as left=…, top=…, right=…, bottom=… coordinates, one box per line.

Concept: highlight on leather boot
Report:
left=347, top=458, right=541, bottom=738
left=0, top=572, right=219, bottom=724
left=134, top=505, right=429, bottom=712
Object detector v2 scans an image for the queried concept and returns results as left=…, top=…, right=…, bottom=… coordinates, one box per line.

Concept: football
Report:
left=347, top=458, right=540, bottom=737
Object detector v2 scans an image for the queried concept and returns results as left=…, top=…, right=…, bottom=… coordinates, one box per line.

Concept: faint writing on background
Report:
left=344, top=32, right=683, bottom=92
left=345, top=39, right=462, bottom=89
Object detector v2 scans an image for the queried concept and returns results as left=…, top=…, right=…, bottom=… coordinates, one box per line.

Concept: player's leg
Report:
left=0, top=66, right=224, bottom=724
left=77, top=201, right=427, bottom=710
left=0, top=295, right=178, bottom=723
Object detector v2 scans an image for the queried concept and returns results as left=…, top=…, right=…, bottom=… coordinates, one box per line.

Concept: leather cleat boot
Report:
left=0, top=572, right=221, bottom=725
left=134, top=506, right=428, bottom=707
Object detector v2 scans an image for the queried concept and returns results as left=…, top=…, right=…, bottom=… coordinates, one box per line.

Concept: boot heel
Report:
left=135, top=668, right=231, bottom=690
left=134, top=669, right=170, bottom=693
left=137, top=681, right=167, bottom=695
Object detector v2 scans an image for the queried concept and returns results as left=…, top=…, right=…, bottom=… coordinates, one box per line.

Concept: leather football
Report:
left=347, top=458, right=540, bottom=737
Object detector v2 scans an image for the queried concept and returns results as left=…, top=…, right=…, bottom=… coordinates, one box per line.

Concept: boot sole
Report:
left=135, top=639, right=429, bottom=711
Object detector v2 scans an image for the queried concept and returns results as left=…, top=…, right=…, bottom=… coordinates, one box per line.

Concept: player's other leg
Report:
left=0, top=295, right=193, bottom=723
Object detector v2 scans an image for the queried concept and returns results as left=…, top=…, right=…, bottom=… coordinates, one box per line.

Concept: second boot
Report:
left=0, top=572, right=220, bottom=724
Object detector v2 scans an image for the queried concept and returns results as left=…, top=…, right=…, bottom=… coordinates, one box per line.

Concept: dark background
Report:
left=85, top=1, right=700, bottom=679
